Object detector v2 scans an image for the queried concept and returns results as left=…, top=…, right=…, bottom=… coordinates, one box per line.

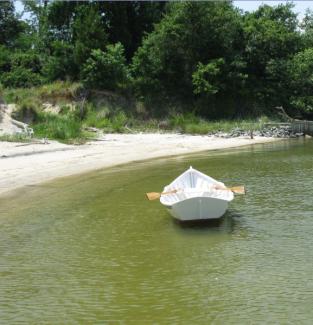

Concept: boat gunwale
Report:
left=160, top=167, right=234, bottom=207
left=161, top=194, right=231, bottom=207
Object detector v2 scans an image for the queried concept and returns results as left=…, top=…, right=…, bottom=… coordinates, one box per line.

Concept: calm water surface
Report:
left=0, top=138, right=312, bottom=324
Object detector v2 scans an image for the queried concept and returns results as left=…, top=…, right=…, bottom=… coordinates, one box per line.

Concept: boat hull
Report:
left=166, top=197, right=228, bottom=221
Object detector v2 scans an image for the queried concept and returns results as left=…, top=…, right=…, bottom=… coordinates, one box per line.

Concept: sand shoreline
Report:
left=0, top=133, right=282, bottom=197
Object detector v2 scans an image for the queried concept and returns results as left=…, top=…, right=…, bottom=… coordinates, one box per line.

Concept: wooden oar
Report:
left=215, top=185, right=246, bottom=195
left=146, top=189, right=180, bottom=201
left=146, top=185, right=245, bottom=201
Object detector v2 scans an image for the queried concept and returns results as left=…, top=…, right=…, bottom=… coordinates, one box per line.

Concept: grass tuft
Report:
left=84, top=108, right=128, bottom=132
left=0, top=133, right=32, bottom=143
left=32, top=113, right=82, bottom=142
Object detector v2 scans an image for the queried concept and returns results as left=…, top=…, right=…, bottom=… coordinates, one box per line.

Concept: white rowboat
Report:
left=160, top=166, right=234, bottom=221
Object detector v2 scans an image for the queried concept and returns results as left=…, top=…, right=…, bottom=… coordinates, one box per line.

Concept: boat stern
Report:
left=168, top=197, right=228, bottom=221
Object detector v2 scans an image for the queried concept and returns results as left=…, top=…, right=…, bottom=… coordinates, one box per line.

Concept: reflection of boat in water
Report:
left=160, top=166, right=234, bottom=221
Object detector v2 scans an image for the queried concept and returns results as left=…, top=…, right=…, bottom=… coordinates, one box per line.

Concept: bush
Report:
left=10, top=51, right=42, bottom=73
left=0, top=66, right=42, bottom=88
left=0, top=45, right=11, bottom=73
left=82, top=43, right=130, bottom=91
left=192, top=59, right=224, bottom=96
left=43, top=41, right=78, bottom=81
left=0, top=51, right=43, bottom=88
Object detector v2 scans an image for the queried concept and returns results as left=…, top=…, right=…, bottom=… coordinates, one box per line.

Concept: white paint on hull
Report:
left=167, top=197, right=229, bottom=221
left=160, top=166, right=234, bottom=221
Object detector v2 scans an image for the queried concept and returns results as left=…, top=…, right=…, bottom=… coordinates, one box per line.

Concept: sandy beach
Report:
left=0, top=133, right=280, bottom=196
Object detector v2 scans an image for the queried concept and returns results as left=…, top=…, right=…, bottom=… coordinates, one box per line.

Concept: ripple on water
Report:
left=0, top=139, right=313, bottom=323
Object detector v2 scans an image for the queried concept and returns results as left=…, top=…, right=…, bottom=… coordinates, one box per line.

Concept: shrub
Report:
left=82, top=43, right=130, bottom=91
left=43, top=41, right=77, bottom=81
left=10, top=51, right=42, bottom=73
left=0, top=45, right=11, bottom=73
left=0, top=66, right=42, bottom=88
left=0, top=51, right=43, bottom=88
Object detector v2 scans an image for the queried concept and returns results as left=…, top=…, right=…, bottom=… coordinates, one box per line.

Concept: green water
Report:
left=0, top=138, right=312, bottom=324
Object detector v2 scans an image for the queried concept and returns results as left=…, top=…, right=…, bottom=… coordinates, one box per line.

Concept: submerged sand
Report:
left=0, top=133, right=280, bottom=196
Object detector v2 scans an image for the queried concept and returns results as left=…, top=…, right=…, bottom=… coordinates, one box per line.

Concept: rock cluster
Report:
left=213, top=126, right=303, bottom=138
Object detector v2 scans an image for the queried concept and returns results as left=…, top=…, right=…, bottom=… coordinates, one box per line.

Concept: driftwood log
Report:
left=275, top=106, right=298, bottom=122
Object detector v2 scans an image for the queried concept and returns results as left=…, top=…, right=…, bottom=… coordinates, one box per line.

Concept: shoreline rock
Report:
left=213, top=126, right=304, bottom=139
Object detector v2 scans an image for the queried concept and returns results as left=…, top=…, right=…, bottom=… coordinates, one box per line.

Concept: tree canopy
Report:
left=1, top=1, right=313, bottom=119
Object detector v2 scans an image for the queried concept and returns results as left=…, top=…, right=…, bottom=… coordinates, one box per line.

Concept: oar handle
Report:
left=213, top=184, right=232, bottom=190
left=161, top=189, right=180, bottom=196
left=146, top=188, right=181, bottom=201
left=213, top=185, right=245, bottom=194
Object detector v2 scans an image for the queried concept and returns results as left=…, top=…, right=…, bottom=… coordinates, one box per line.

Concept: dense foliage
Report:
left=1, top=1, right=313, bottom=119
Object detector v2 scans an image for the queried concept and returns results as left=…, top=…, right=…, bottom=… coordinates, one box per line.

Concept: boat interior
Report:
left=160, top=168, right=234, bottom=206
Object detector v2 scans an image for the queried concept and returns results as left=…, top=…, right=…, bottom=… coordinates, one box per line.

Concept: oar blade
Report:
left=146, top=192, right=161, bottom=201
left=230, top=186, right=246, bottom=195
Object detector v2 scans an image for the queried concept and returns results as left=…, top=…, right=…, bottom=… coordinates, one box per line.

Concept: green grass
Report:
left=168, top=112, right=271, bottom=134
left=2, top=81, right=82, bottom=106
left=84, top=109, right=111, bottom=129
left=36, top=82, right=82, bottom=102
left=1, top=83, right=278, bottom=142
left=2, top=82, right=84, bottom=142
left=0, top=133, right=32, bottom=143
left=32, top=113, right=82, bottom=142
left=84, top=109, right=128, bottom=133
left=85, top=109, right=271, bottom=135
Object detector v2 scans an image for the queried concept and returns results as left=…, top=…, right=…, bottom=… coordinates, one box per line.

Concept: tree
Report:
left=0, top=1, right=23, bottom=47
left=46, top=1, right=79, bottom=42
left=300, top=9, right=313, bottom=48
left=242, top=3, right=301, bottom=113
left=44, top=1, right=165, bottom=59
left=288, top=48, right=313, bottom=117
left=99, top=1, right=165, bottom=60
left=43, top=41, right=77, bottom=81
left=72, top=4, right=108, bottom=67
left=22, top=0, right=51, bottom=54
left=132, top=1, right=245, bottom=117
